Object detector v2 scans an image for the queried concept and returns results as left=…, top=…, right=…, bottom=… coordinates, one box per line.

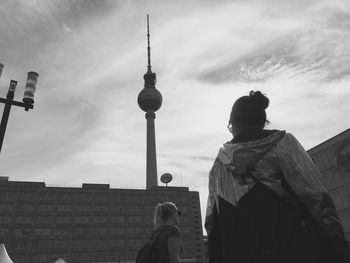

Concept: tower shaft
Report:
left=146, top=111, right=158, bottom=189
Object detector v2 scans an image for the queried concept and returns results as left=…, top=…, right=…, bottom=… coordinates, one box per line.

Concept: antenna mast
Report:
left=147, top=14, right=152, bottom=73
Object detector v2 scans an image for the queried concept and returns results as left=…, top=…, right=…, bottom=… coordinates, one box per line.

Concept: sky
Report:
left=1, top=0, right=350, bottom=228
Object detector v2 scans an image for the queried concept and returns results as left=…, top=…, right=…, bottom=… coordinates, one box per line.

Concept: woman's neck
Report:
left=232, top=128, right=273, bottom=143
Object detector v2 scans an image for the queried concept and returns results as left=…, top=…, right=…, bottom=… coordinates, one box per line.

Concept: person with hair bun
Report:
left=205, top=91, right=349, bottom=263
left=139, top=202, right=183, bottom=263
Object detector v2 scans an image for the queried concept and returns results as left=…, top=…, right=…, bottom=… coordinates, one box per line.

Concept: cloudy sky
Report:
left=1, top=0, right=350, bottom=225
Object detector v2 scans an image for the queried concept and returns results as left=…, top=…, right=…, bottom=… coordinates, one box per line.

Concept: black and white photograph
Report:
left=0, top=0, right=350, bottom=262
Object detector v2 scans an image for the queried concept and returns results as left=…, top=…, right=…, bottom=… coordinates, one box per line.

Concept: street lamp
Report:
left=0, top=63, right=39, bottom=153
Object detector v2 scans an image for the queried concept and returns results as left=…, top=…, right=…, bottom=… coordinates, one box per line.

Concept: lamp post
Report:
left=0, top=63, right=39, bottom=153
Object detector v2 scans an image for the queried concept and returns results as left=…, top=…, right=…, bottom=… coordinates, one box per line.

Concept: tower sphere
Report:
left=138, top=86, right=162, bottom=112
left=138, top=15, right=162, bottom=113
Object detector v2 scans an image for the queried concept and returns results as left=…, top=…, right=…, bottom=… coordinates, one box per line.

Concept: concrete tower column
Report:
left=146, top=110, right=158, bottom=189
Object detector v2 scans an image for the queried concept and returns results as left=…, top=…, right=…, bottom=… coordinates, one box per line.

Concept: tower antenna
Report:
left=147, top=14, right=152, bottom=73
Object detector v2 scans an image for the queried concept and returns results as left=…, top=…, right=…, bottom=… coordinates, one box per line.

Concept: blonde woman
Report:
left=136, top=202, right=183, bottom=263
left=152, top=202, right=183, bottom=263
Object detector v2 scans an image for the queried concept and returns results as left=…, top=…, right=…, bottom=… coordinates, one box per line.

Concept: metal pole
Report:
left=0, top=89, right=14, bottom=153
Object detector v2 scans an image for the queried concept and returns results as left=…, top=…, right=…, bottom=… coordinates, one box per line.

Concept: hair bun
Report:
left=249, top=90, right=269, bottom=110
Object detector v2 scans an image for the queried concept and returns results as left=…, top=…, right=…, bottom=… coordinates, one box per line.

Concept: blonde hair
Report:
left=153, top=202, right=177, bottom=229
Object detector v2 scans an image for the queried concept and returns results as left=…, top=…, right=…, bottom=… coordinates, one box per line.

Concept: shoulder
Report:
left=210, top=158, right=221, bottom=173
left=278, top=132, right=302, bottom=148
left=162, top=225, right=181, bottom=237
left=275, top=132, right=312, bottom=163
left=284, top=132, right=298, bottom=141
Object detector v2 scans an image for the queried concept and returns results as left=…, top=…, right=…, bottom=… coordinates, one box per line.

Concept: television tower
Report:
left=138, top=15, right=163, bottom=189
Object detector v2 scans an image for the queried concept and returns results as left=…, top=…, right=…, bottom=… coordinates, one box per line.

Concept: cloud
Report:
left=1, top=0, right=350, bottom=230
left=195, top=4, right=350, bottom=84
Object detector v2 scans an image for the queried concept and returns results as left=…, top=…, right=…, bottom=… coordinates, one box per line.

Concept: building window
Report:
left=111, top=193, right=120, bottom=201
left=128, top=216, right=135, bottom=224
left=0, top=192, right=9, bottom=200
left=143, top=206, right=154, bottom=214
left=10, top=239, right=27, bottom=249
left=94, top=193, right=108, bottom=201
left=133, top=227, right=143, bottom=235
left=171, top=195, right=180, bottom=202
left=93, top=239, right=107, bottom=248
left=111, top=193, right=126, bottom=202
left=74, top=193, right=83, bottom=201
left=92, top=228, right=108, bottom=237
left=128, top=239, right=143, bottom=248
left=75, top=216, right=89, bottom=224
left=38, top=191, right=51, bottom=200
left=181, top=216, right=190, bottom=224
left=72, top=239, right=89, bottom=248
left=111, top=205, right=125, bottom=214
left=182, top=227, right=191, bottom=235
left=127, top=216, right=142, bottom=225
left=180, top=196, right=188, bottom=203
left=128, top=205, right=141, bottom=214
left=14, top=228, right=31, bottom=237
left=183, top=237, right=193, bottom=247
left=38, top=204, right=54, bottom=212
left=110, top=228, right=126, bottom=235
left=36, top=216, right=53, bottom=224
left=90, top=250, right=108, bottom=260
left=127, top=228, right=135, bottom=235
left=181, top=207, right=189, bottom=213
left=3, top=191, right=16, bottom=201
left=110, top=228, right=119, bottom=236
left=71, top=250, right=90, bottom=261
left=18, top=192, right=34, bottom=201
left=59, top=192, right=73, bottom=201
left=16, top=203, right=34, bottom=213
left=0, top=204, right=12, bottom=212
left=14, top=216, right=31, bottom=224
left=55, top=216, right=71, bottom=224
left=111, top=216, right=125, bottom=224
left=34, top=228, right=50, bottom=236
left=76, top=205, right=90, bottom=212
left=13, top=253, right=27, bottom=262
left=31, top=253, right=47, bottom=262
left=159, top=195, right=169, bottom=202
left=54, top=228, right=70, bottom=237
left=110, top=239, right=124, bottom=248
left=127, top=195, right=142, bottom=203
left=127, top=227, right=145, bottom=237
left=73, top=228, right=89, bottom=238
left=0, top=228, right=9, bottom=236
left=94, top=205, right=108, bottom=212
left=93, top=216, right=108, bottom=224
left=57, top=204, right=73, bottom=212
left=144, top=196, right=156, bottom=204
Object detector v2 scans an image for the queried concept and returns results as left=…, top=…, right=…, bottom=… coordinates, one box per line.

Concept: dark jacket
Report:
left=205, top=129, right=348, bottom=263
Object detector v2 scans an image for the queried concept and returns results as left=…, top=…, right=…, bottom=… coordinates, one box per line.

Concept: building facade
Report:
left=307, top=128, right=350, bottom=242
left=0, top=177, right=205, bottom=263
